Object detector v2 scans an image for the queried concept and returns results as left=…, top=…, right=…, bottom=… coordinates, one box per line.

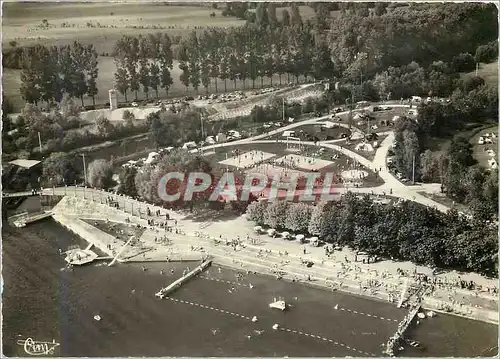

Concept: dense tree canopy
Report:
left=246, top=195, right=498, bottom=277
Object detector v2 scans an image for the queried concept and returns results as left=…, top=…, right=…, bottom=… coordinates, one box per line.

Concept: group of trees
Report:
left=387, top=80, right=498, bottom=221
left=116, top=149, right=257, bottom=214
left=327, top=3, right=497, bottom=82
left=19, top=42, right=99, bottom=107
left=113, top=33, right=174, bottom=101
left=2, top=97, right=149, bottom=160
left=420, top=136, right=498, bottom=222
left=112, top=23, right=333, bottom=101
left=12, top=3, right=497, bottom=110
left=246, top=193, right=498, bottom=277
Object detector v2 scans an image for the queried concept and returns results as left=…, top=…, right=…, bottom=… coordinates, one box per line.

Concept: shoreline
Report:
left=50, top=196, right=498, bottom=325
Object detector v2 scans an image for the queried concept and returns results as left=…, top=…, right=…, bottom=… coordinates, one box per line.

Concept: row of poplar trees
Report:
left=20, top=42, right=99, bottom=107
left=111, top=23, right=334, bottom=101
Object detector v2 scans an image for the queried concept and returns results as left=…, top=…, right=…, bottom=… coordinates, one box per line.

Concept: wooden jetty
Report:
left=10, top=211, right=54, bottom=228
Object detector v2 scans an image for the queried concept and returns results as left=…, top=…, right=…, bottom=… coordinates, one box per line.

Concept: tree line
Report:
left=19, top=42, right=99, bottom=107
left=246, top=194, right=498, bottom=277
left=113, top=33, right=175, bottom=101
left=12, top=3, right=496, bottom=108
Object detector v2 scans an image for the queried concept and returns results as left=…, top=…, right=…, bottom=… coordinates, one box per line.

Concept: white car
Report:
left=131, top=102, right=138, bottom=107
left=478, top=137, right=485, bottom=145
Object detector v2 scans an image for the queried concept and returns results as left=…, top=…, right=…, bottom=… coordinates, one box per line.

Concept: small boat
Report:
left=251, top=316, right=258, bottom=322
left=426, top=311, right=436, bottom=318
left=272, top=324, right=279, bottom=330
left=94, top=315, right=101, bottom=321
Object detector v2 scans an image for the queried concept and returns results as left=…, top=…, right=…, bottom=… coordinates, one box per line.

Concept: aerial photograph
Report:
left=1, top=1, right=498, bottom=357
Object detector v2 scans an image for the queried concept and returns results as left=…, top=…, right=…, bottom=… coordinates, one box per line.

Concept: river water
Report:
left=2, top=217, right=497, bottom=357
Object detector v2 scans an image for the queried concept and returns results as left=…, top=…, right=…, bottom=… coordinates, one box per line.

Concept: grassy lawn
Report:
left=81, top=219, right=146, bottom=243
left=341, top=134, right=388, bottom=162
left=460, top=61, right=498, bottom=88
left=2, top=3, right=245, bottom=53
left=416, top=192, right=470, bottom=214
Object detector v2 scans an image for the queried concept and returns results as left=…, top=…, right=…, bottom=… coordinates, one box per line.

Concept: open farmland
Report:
left=2, top=3, right=328, bottom=112
left=2, top=3, right=245, bottom=54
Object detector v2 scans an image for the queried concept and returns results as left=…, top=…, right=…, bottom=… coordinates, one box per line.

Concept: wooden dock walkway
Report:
left=11, top=211, right=54, bottom=227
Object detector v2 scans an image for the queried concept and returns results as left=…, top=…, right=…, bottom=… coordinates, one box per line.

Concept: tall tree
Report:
left=255, top=3, right=269, bottom=30
left=267, top=3, right=278, bottom=29
left=290, top=3, right=303, bottom=28
left=85, top=44, right=99, bottom=105
left=114, top=65, right=130, bottom=102
left=281, top=9, right=291, bottom=27
left=149, top=62, right=160, bottom=99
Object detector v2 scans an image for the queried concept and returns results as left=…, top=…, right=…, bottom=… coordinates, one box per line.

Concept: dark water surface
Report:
left=2, top=218, right=497, bottom=357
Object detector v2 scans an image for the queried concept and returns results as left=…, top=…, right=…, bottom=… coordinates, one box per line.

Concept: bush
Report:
left=452, top=53, right=475, bottom=72
left=475, top=40, right=498, bottom=63
left=122, top=109, right=135, bottom=121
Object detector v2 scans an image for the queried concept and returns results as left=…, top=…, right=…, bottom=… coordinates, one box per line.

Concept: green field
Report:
left=2, top=3, right=245, bottom=54
left=3, top=3, right=323, bottom=112
left=460, top=61, right=498, bottom=88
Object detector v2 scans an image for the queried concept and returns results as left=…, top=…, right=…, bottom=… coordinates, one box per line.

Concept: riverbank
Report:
left=50, top=194, right=498, bottom=326
left=3, top=217, right=497, bottom=357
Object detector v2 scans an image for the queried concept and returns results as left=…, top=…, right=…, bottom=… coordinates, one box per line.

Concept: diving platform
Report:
left=65, top=248, right=99, bottom=266
left=269, top=297, right=287, bottom=311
